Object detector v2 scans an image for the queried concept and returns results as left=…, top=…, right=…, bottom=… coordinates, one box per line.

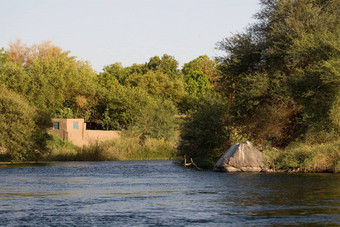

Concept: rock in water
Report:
left=214, top=141, right=265, bottom=172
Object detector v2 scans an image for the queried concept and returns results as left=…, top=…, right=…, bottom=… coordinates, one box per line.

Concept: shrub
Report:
left=264, top=139, right=340, bottom=172
left=0, top=86, right=50, bottom=161
left=44, top=134, right=79, bottom=161
left=178, top=92, right=230, bottom=168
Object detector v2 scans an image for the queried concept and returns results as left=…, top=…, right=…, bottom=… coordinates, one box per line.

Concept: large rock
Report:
left=214, top=141, right=265, bottom=172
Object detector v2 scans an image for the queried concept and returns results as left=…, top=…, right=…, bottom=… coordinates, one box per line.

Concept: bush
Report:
left=134, top=99, right=177, bottom=141
left=178, top=92, right=230, bottom=168
left=44, top=134, right=79, bottom=161
left=0, top=86, right=50, bottom=161
left=99, top=86, right=178, bottom=140
left=264, top=139, right=340, bottom=172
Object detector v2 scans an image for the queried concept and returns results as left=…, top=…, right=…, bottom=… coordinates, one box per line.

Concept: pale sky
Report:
left=1, top=0, right=261, bottom=72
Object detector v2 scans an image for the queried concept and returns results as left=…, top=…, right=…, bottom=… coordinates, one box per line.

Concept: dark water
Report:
left=0, top=161, right=339, bottom=226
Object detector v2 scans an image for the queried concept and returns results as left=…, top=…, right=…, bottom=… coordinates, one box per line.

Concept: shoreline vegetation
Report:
left=45, top=134, right=176, bottom=162
left=0, top=130, right=339, bottom=173
left=1, top=0, right=340, bottom=173
left=1, top=132, right=339, bottom=173
left=0, top=133, right=177, bottom=163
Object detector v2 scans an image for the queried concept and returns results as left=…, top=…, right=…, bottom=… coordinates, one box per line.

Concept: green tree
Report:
left=0, top=48, right=8, bottom=66
left=134, top=99, right=177, bottom=140
left=182, top=55, right=219, bottom=85
left=147, top=54, right=181, bottom=79
left=126, top=70, right=186, bottom=106
left=0, top=86, right=50, bottom=161
left=181, top=56, right=218, bottom=112
left=183, top=71, right=211, bottom=96
left=100, top=63, right=127, bottom=86
left=98, top=87, right=155, bottom=130
left=3, top=40, right=99, bottom=120
left=98, top=86, right=177, bottom=140
left=99, top=54, right=182, bottom=88
left=178, top=92, right=230, bottom=168
left=0, top=62, right=30, bottom=96
left=27, top=58, right=98, bottom=117
left=217, top=0, right=340, bottom=146
left=99, top=62, right=140, bottom=86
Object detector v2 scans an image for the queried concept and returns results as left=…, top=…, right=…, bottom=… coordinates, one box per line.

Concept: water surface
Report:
left=1, top=161, right=339, bottom=226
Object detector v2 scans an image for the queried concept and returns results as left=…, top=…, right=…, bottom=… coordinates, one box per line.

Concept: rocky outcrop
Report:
left=214, top=141, right=265, bottom=172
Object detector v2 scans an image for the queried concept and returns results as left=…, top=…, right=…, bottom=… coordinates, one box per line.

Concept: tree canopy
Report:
left=3, top=0, right=338, bottom=167
left=217, top=0, right=340, bottom=147
left=0, top=85, right=50, bottom=161
left=178, top=92, right=229, bottom=167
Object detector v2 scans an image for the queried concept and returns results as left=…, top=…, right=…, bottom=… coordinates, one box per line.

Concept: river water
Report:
left=0, top=161, right=339, bottom=226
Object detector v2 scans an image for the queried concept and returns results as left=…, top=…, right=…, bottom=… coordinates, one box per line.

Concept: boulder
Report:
left=213, top=141, right=265, bottom=172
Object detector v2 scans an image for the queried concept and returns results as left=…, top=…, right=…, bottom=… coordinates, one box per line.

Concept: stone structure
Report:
left=50, top=119, right=120, bottom=147
left=214, top=141, right=265, bottom=172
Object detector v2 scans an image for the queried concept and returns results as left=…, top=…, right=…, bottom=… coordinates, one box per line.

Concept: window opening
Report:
left=53, top=122, right=59, bottom=130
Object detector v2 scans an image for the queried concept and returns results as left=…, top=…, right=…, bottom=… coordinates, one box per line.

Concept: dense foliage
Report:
left=217, top=0, right=340, bottom=147
left=178, top=92, right=229, bottom=167
left=0, top=39, right=218, bottom=161
left=1, top=0, right=340, bottom=171
left=0, top=86, right=50, bottom=161
left=0, top=40, right=99, bottom=120
left=178, top=0, right=340, bottom=170
left=182, top=55, right=216, bottom=96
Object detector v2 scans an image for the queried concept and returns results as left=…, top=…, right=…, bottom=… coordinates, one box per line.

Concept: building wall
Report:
left=84, top=130, right=120, bottom=146
left=50, top=119, right=120, bottom=146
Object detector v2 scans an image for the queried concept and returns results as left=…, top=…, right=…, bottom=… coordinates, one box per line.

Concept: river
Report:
left=0, top=161, right=339, bottom=226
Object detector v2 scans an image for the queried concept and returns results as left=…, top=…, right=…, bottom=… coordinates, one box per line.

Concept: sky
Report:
left=1, top=0, right=261, bottom=72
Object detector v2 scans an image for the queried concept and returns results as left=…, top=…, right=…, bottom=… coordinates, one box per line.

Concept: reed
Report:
left=44, top=134, right=79, bottom=161
left=264, top=139, right=340, bottom=173
left=44, top=134, right=176, bottom=161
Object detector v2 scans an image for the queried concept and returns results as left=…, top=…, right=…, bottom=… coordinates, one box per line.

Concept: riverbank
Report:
left=45, top=134, right=176, bottom=161
left=0, top=134, right=177, bottom=163
left=2, top=134, right=340, bottom=173
left=263, top=138, right=340, bottom=173
left=1, top=160, right=338, bottom=174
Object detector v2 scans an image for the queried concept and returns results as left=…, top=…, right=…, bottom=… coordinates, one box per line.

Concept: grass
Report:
left=7, top=128, right=340, bottom=173
left=43, top=133, right=176, bottom=161
left=44, top=134, right=80, bottom=161
left=77, top=137, right=175, bottom=161
left=264, top=136, right=340, bottom=173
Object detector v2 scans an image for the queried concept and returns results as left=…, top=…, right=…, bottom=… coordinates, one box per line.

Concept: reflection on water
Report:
left=0, top=191, right=78, bottom=198
left=0, top=161, right=339, bottom=226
